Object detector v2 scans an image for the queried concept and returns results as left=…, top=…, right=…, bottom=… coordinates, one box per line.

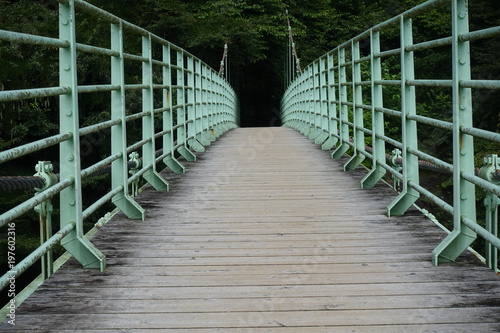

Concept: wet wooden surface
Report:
left=3, top=127, right=500, bottom=332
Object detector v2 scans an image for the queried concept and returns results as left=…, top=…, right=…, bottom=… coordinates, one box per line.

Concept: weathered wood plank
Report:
left=3, top=127, right=500, bottom=332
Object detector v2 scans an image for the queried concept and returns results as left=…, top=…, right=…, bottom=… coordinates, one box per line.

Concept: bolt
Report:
left=461, top=193, right=467, bottom=200
left=67, top=155, right=74, bottom=162
left=459, top=58, right=466, bottom=65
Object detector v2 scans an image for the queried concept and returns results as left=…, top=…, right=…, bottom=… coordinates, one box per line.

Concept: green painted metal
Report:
left=432, top=0, right=476, bottom=265
left=343, top=40, right=365, bottom=171
left=480, top=155, right=499, bottom=272
left=331, top=47, right=350, bottom=159
left=176, top=50, right=197, bottom=162
left=59, top=0, right=106, bottom=271
left=361, top=30, right=386, bottom=189
left=321, top=53, right=338, bottom=150
left=111, top=22, right=145, bottom=220
left=162, top=43, right=186, bottom=174
left=142, top=34, right=170, bottom=191
left=0, top=0, right=238, bottom=312
left=281, top=0, right=500, bottom=270
left=386, top=17, right=420, bottom=216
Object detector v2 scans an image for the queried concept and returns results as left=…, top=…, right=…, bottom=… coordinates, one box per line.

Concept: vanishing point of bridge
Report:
left=1, top=0, right=500, bottom=331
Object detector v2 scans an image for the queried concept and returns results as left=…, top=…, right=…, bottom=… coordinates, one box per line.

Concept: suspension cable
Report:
left=218, top=43, right=228, bottom=78
left=284, top=10, right=302, bottom=75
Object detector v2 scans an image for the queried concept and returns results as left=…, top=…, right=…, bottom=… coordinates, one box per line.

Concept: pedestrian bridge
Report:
left=1, top=0, right=500, bottom=331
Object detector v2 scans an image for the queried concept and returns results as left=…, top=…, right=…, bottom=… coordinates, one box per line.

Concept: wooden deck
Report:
left=3, top=127, right=500, bottom=332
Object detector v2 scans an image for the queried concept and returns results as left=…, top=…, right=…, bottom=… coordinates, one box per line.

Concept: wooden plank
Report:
left=4, top=127, right=500, bottom=332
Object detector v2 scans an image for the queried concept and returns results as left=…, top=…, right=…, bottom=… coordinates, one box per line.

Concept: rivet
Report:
left=64, top=65, right=71, bottom=71
left=460, top=149, right=467, bottom=156
left=461, top=193, right=467, bottom=200
left=459, top=58, right=466, bottom=65
left=68, top=154, right=74, bottom=162
left=459, top=12, right=466, bottom=19
left=66, top=110, right=72, bottom=116
left=69, top=200, right=76, bottom=206
left=460, top=104, right=466, bottom=110
left=62, top=20, right=69, bottom=26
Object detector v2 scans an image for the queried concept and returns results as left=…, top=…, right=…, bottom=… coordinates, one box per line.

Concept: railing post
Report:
left=142, top=34, right=169, bottom=191
left=321, top=52, right=338, bottom=150
left=315, top=57, right=329, bottom=145
left=202, top=65, right=216, bottom=142
left=387, top=16, right=420, bottom=216
left=432, top=0, right=476, bottom=264
left=59, top=0, right=105, bottom=270
left=332, top=47, right=350, bottom=159
left=110, top=22, right=145, bottom=219
left=361, top=30, right=387, bottom=188
left=176, top=50, right=196, bottom=161
left=309, top=61, right=322, bottom=140
left=186, top=56, right=205, bottom=152
left=195, top=60, right=211, bottom=146
left=162, top=43, right=185, bottom=174
left=344, top=40, right=365, bottom=171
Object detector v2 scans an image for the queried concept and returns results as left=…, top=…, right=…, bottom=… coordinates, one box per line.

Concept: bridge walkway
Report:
left=4, top=127, right=500, bottom=332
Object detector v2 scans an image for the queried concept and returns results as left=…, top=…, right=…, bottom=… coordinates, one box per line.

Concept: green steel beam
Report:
left=110, top=22, right=145, bottom=219
left=361, top=30, right=386, bottom=188
left=386, top=17, right=420, bottom=216
left=142, top=34, right=169, bottom=191
left=344, top=40, right=366, bottom=171
left=331, top=47, right=350, bottom=159
left=432, top=0, right=477, bottom=264
left=59, top=0, right=105, bottom=271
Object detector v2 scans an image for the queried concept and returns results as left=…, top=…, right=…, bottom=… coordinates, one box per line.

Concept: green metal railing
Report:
left=281, top=0, right=500, bottom=270
left=0, top=0, right=238, bottom=312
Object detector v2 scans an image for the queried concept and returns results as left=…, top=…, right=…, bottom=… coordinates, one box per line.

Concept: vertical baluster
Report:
left=186, top=57, right=205, bottom=152
left=344, top=40, right=366, bottom=170
left=110, top=22, right=145, bottom=218
left=332, top=47, right=350, bottom=159
left=59, top=0, right=105, bottom=270
left=432, top=0, right=476, bottom=264
left=386, top=16, right=420, bottom=216
left=162, top=43, right=185, bottom=174
left=362, top=30, right=387, bottom=188
left=322, top=53, right=338, bottom=150
left=176, top=51, right=197, bottom=161
left=142, top=34, right=169, bottom=191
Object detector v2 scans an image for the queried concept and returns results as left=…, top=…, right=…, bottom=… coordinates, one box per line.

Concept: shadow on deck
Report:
left=3, top=127, right=500, bottom=332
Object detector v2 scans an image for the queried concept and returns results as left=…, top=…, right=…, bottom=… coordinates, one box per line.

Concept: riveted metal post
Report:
left=315, top=57, right=329, bottom=145
left=162, top=43, right=185, bottom=174
left=34, top=161, right=57, bottom=280
left=332, top=47, right=350, bottom=159
left=432, top=0, right=476, bottom=264
left=186, top=57, right=205, bottom=152
left=176, top=50, right=196, bottom=161
left=59, top=0, right=105, bottom=271
left=195, top=60, right=211, bottom=146
left=362, top=30, right=387, bottom=188
left=344, top=40, right=366, bottom=171
left=202, top=64, right=216, bottom=143
left=322, top=52, right=338, bottom=150
left=309, top=61, right=322, bottom=140
left=142, top=34, right=169, bottom=191
left=387, top=16, right=420, bottom=216
left=111, top=22, right=145, bottom=219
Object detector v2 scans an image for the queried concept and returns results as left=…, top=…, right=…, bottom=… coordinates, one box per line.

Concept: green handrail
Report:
left=281, top=0, right=500, bottom=271
left=0, top=0, right=238, bottom=318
